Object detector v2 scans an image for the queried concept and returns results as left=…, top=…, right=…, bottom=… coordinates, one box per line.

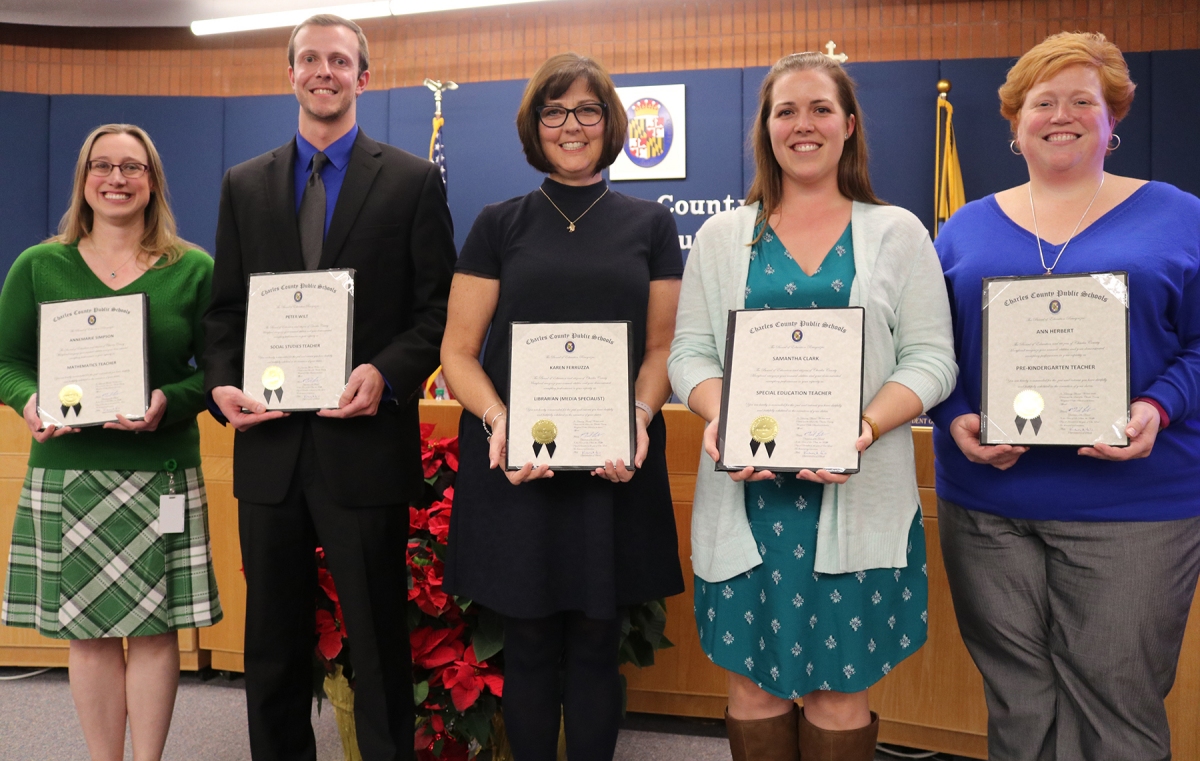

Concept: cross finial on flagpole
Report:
left=423, top=78, right=458, bottom=117
left=824, top=41, right=848, bottom=63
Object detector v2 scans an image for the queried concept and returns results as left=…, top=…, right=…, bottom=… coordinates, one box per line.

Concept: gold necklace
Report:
left=1028, top=175, right=1104, bottom=275
left=539, top=185, right=609, bottom=232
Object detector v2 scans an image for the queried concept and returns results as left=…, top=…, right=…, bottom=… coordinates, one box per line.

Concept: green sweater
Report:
left=0, top=242, right=212, bottom=470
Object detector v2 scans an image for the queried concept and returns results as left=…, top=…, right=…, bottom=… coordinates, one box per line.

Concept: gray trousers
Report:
left=938, top=498, right=1200, bottom=761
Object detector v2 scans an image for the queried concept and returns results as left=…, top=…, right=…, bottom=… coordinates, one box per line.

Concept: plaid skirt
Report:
left=2, top=467, right=222, bottom=639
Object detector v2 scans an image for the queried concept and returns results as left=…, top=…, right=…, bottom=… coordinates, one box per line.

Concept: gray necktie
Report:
left=299, top=151, right=329, bottom=270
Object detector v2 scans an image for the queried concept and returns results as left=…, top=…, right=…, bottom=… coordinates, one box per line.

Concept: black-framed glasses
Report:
left=87, top=160, right=150, bottom=179
left=536, top=102, right=607, bottom=128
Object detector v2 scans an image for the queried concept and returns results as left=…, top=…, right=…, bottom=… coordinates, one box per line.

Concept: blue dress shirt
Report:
left=294, top=124, right=358, bottom=238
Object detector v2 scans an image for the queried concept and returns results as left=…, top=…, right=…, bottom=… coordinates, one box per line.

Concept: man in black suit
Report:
left=202, top=14, right=455, bottom=761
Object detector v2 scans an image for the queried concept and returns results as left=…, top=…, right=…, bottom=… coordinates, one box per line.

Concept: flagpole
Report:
left=423, top=78, right=458, bottom=399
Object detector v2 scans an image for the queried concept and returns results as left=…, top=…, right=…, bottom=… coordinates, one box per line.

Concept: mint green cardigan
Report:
left=0, top=242, right=212, bottom=471
left=668, top=202, right=957, bottom=580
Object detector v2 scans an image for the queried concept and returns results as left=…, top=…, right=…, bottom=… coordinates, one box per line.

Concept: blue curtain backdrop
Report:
left=1, top=49, right=1196, bottom=281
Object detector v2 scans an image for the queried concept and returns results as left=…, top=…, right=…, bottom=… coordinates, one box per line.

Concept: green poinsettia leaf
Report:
left=455, top=694, right=496, bottom=744
left=406, top=604, right=423, bottom=632
left=471, top=606, right=505, bottom=662
left=413, top=680, right=430, bottom=706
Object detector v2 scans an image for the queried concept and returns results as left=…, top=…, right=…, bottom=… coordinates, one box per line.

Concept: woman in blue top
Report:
left=669, top=53, right=956, bottom=761
left=930, top=32, right=1200, bottom=761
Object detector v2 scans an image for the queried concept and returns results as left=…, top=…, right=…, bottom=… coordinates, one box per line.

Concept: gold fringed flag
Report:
left=934, top=81, right=965, bottom=238
left=429, top=114, right=446, bottom=187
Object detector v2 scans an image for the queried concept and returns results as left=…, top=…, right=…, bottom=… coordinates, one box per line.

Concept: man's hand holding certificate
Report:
left=242, top=270, right=355, bottom=412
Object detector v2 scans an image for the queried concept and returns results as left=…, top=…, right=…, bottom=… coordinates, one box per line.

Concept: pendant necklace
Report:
left=84, top=242, right=139, bottom=279
left=540, top=185, right=609, bottom=232
left=1028, top=175, right=1104, bottom=275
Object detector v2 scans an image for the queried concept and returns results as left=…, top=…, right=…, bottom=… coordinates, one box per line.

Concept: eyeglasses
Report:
left=536, top=103, right=606, bottom=128
left=87, top=160, right=150, bottom=179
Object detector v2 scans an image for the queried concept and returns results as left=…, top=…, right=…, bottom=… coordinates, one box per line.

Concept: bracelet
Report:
left=861, top=413, right=880, bottom=444
left=481, top=403, right=501, bottom=434
left=635, top=400, right=653, bottom=419
left=486, top=413, right=505, bottom=441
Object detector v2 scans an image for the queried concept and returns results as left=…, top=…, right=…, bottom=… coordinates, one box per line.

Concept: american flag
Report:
left=428, top=115, right=446, bottom=188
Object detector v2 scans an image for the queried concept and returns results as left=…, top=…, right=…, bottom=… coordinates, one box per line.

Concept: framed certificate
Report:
left=981, top=271, right=1130, bottom=447
left=717, top=307, right=865, bottom=473
left=506, top=321, right=635, bottom=471
left=37, top=293, right=149, bottom=428
left=242, top=269, right=355, bottom=411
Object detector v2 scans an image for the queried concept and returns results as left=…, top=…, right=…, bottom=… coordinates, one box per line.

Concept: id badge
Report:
left=159, top=495, right=185, bottom=534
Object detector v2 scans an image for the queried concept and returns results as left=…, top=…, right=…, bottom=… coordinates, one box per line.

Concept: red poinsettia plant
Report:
left=315, top=419, right=673, bottom=759
left=408, top=423, right=506, bottom=760
left=312, top=545, right=353, bottom=700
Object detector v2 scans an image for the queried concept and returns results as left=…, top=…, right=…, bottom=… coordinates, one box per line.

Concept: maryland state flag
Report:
left=425, top=113, right=453, bottom=400
left=934, top=89, right=966, bottom=238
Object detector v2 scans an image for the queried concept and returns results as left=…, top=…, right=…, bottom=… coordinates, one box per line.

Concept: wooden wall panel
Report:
left=0, top=0, right=1195, bottom=97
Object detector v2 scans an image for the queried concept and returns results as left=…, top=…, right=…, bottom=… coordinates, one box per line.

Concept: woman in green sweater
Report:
left=0, top=124, right=220, bottom=761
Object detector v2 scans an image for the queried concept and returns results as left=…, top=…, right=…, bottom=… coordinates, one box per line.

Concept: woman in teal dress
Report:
left=668, top=53, right=957, bottom=761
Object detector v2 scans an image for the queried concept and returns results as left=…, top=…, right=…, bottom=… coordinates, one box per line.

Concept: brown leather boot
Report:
left=725, top=703, right=801, bottom=761
left=797, top=708, right=879, bottom=761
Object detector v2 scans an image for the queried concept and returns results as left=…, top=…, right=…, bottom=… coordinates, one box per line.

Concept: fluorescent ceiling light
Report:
left=192, top=2, right=391, bottom=36
left=192, top=0, right=555, bottom=35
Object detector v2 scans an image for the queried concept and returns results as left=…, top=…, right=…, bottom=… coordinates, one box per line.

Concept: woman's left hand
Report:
left=1078, top=400, right=1161, bottom=461
left=593, top=408, right=650, bottom=482
left=103, top=389, right=167, bottom=433
left=796, top=420, right=873, bottom=485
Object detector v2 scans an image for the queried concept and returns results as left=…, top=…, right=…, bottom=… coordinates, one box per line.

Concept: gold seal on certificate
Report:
left=531, top=419, right=558, bottom=457
left=243, top=270, right=355, bottom=411
left=750, top=415, right=778, bottom=457
left=981, top=272, right=1130, bottom=446
left=38, top=293, right=150, bottom=428
left=507, top=321, right=635, bottom=471
left=1013, top=390, right=1045, bottom=434
left=717, top=307, right=865, bottom=473
left=262, top=366, right=285, bottom=403
left=58, top=384, right=83, bottom=417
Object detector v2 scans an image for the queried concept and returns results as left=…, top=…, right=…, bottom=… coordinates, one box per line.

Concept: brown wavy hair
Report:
left=999, top=31, right=1135, bottom=138
left=49, top=123, right=197, bottom=266
left=516, top=53, right=628, bottom=176
left=746, top=52, right=883, bottom=242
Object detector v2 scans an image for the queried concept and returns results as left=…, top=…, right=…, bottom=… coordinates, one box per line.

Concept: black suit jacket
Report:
left=203, top=129, right=456, bottom=507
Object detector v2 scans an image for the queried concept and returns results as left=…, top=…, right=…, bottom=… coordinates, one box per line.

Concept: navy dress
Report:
left=695, top=223, right=928, bottom=697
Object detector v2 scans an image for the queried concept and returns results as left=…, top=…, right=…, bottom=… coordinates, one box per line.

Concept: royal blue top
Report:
left=929, top=181, right=1200, bottom=522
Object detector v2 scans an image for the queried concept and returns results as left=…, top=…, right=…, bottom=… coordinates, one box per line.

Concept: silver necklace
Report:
left=539, top=185, right=609, bottom=232
left=84, top=242, right=139, bottom=278
left=1028, top=175, right=1104, bottom=275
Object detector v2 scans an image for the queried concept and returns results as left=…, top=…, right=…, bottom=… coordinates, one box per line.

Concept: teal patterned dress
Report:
left=694, top=222, right=928, bottom=698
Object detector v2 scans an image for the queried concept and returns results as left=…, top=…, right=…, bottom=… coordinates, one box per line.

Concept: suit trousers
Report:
left=939, top=497, right=1200, bottom=761
left=239, top=420, right=413, bottom=761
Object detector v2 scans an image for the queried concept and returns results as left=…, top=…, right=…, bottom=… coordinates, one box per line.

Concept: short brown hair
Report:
left=745, top=53, right=883, bottom=240
left=49, top=123, right=197, bottom=265
left=516, top=53, right=628, bottom=175
left=999, top=32, right=1135, bottom=135
left=288, top=14, right=369, bottom=77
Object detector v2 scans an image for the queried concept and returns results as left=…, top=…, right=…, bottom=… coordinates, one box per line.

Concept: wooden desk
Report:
left=3, top=402, right=1197, bottom=758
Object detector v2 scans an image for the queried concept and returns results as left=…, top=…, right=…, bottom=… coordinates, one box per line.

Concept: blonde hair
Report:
left=999, top=31, right=1135, bottom=135
left=50, top=123, right=196, bottom=266
left=745, top=52, right=883, bottom=243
